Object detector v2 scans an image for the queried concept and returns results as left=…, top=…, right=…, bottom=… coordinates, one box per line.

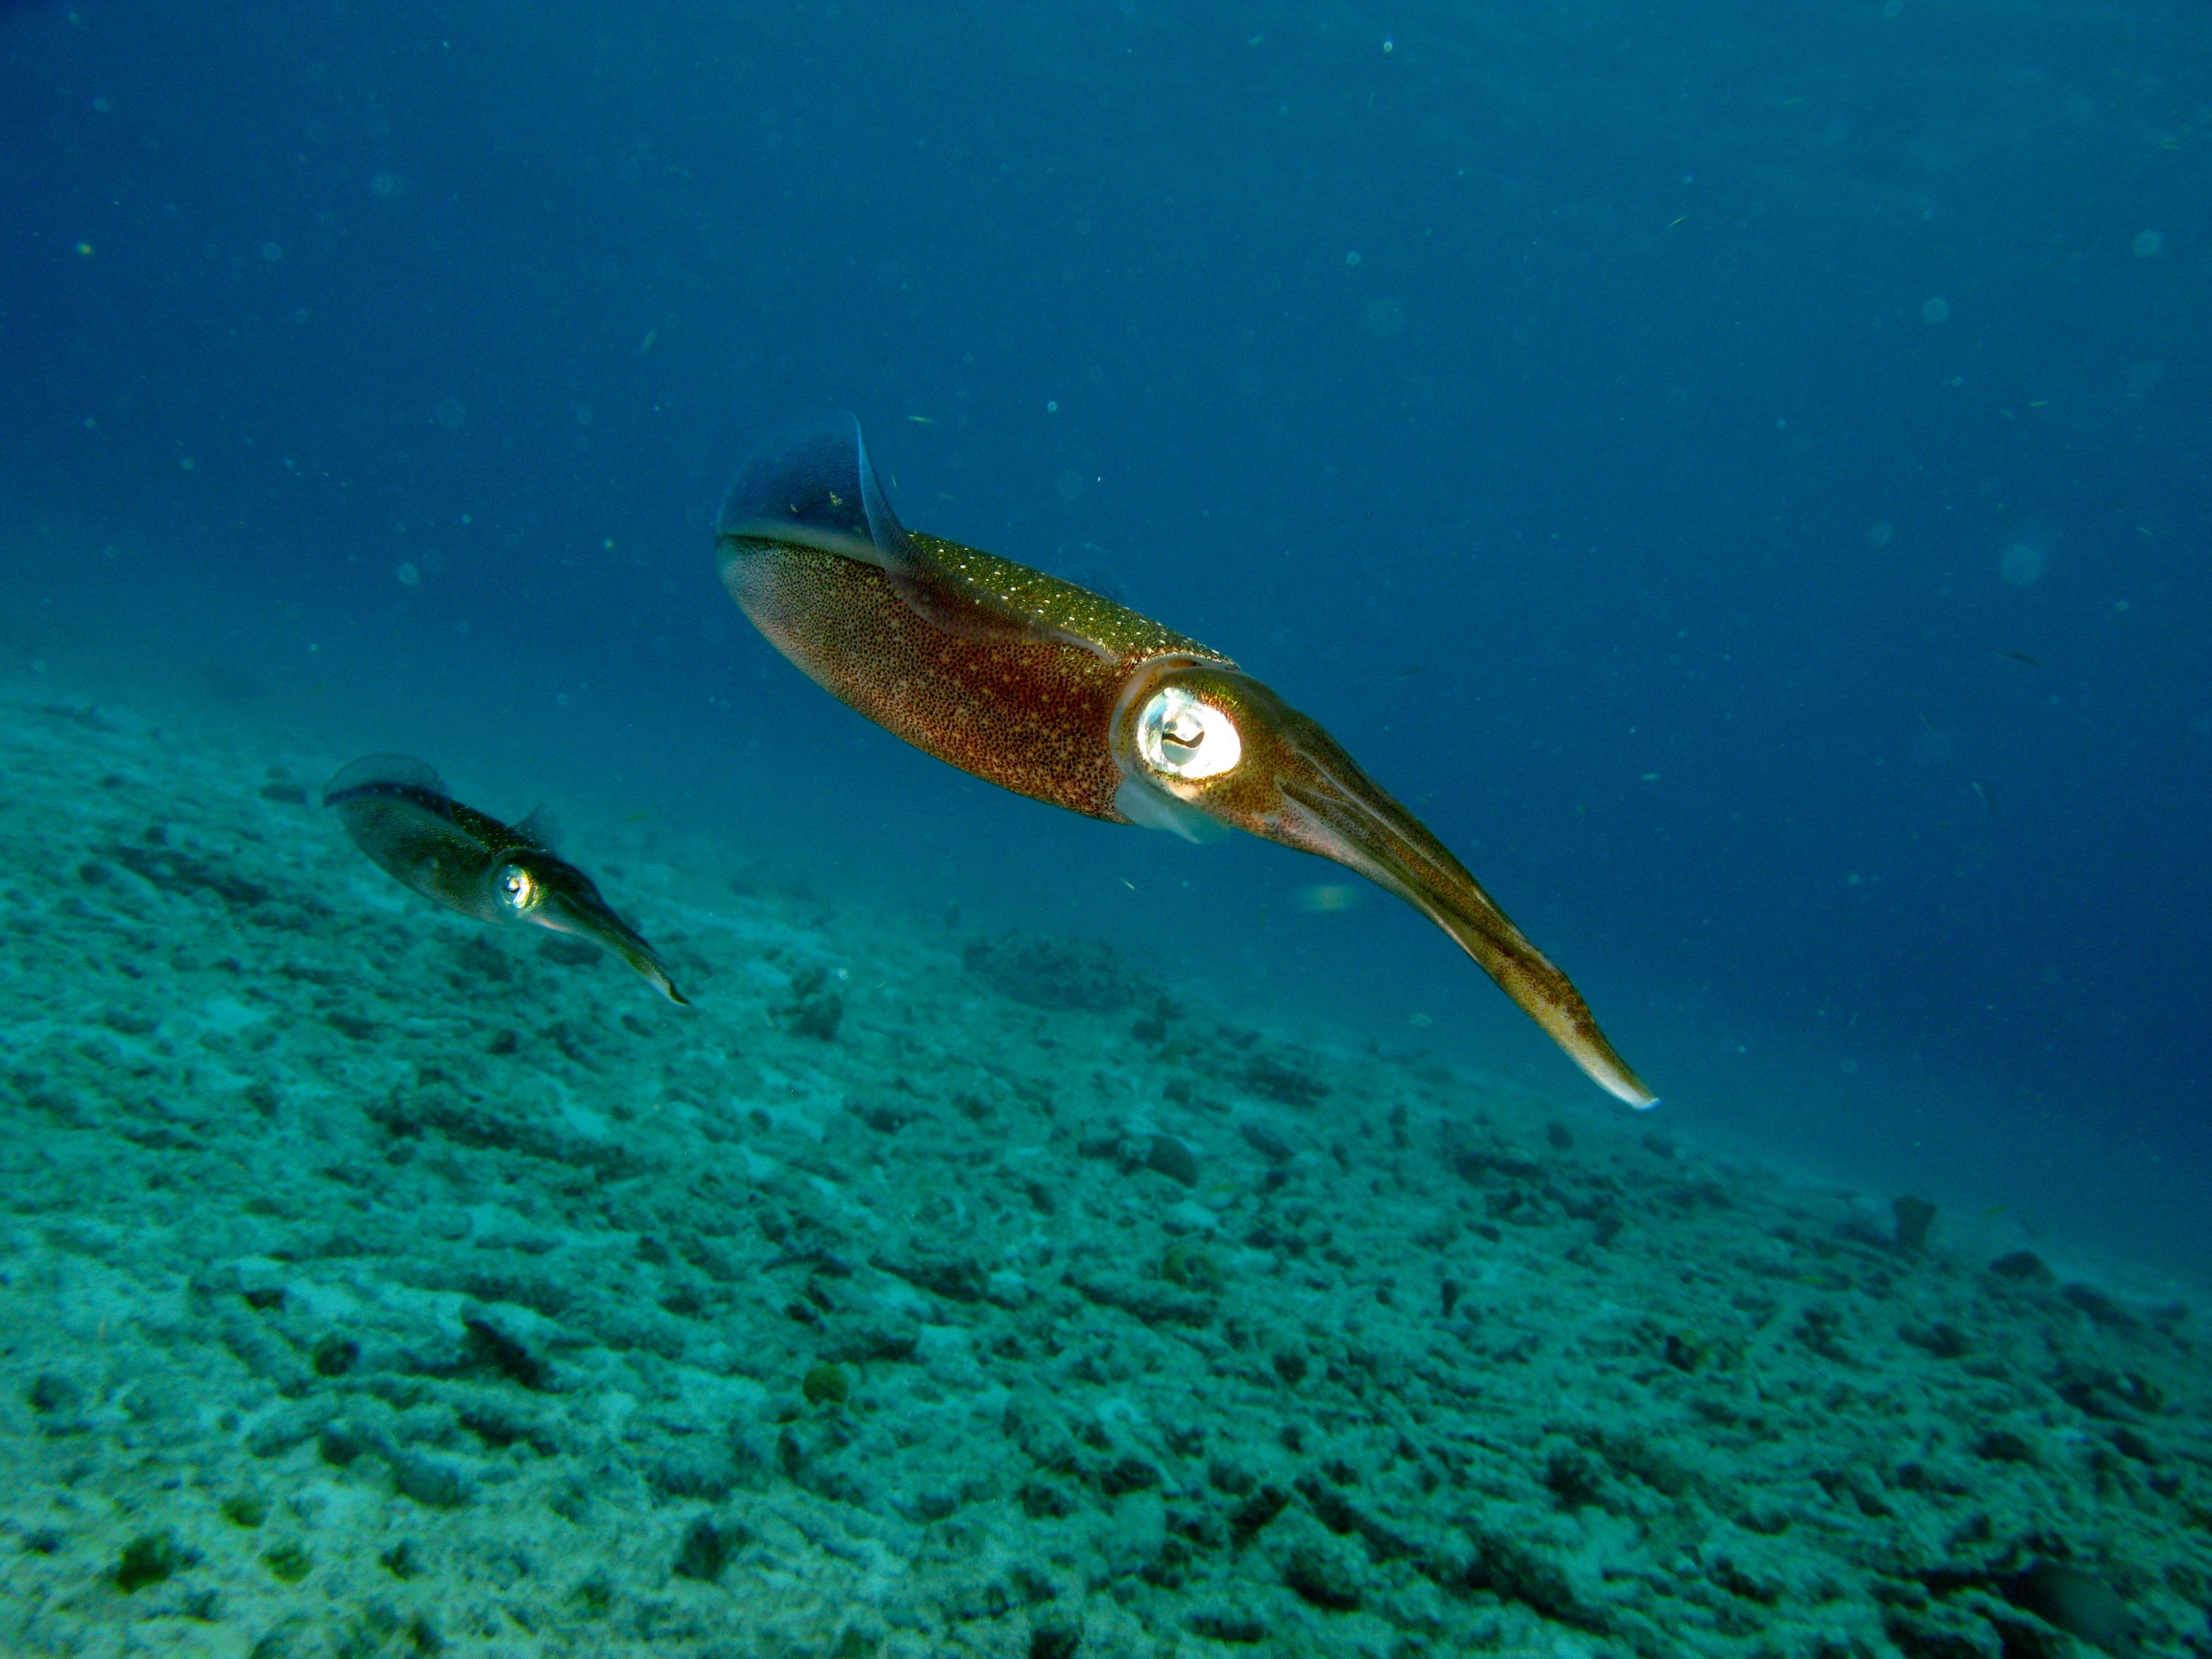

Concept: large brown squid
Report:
left=714, top=419, right=1653, bottom=1106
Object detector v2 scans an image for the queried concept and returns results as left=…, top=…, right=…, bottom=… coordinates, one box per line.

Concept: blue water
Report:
left=3, top=1, right=2207, bottom=1267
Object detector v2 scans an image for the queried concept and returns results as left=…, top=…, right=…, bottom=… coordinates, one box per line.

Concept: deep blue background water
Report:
left=3, top=1, right=2208, bottom=1268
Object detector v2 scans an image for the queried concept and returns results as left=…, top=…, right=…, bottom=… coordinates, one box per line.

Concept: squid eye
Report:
left=1138, top=686, right=1242, bottom=781
left=495, top=862, right=542, bottom=914
left=1160, top=708, right=1206, bottom=751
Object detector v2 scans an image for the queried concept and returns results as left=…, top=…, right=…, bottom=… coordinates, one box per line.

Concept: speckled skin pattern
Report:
left=324, top=782, right=530, bottom=922
left=717, top=529, right=1229, bottom=821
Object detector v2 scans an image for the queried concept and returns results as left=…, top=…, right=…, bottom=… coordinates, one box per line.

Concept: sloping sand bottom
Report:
left=1, top=685, right=2207, bottom=1658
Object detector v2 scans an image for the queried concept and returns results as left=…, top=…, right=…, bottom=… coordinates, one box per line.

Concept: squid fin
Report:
left=323, top=753, right=445, bottom=806
left=718, top=416, right=1098, bottom=653
left=515, top=805, right=561, bottom=849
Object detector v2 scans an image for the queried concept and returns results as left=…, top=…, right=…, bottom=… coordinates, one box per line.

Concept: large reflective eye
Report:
left=495, top=861, right=542, bottom=914
left=1137, top=685, right=1242, bottom=780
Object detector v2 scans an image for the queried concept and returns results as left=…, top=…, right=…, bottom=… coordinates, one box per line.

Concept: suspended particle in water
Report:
left=1361, top=296, right=1409, bottom=338
left=395, top=562, right=421, bottom=587
left=1997, top=518, right=2057, bottom=588
left=1054, top=469, right=1085, bottom=502
left=2132, top=229, right=2163, bottom=257
left=432, top=396, right=467, bottom=431
left=261, top=242, right=283, bottom=261
left=1867, top=520, right=1895, bottom=547
left=370, top=173, right=400, bottom=197
left=1920, top=296, right=1951, bottom=324
left=2000, top=541, right=2045, bottom=585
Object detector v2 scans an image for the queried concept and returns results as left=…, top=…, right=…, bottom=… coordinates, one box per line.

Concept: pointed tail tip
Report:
left=1587, top=1055, right=1659, bottom=1110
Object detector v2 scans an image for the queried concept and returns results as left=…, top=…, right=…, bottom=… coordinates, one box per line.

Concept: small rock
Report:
left=1284, top=1538, right=1364, bottom=1611
left=1099, top=1456, right=1161, bottom=1498
left=1238, top=1121, right=1293, bottom=1164
left=114, top=1530, right=188, bottom=1593
left=1066, top=1270, right=1214, bottom=1329
left=310, top=1335, right=359, bottom=1377
left=873, top=1252, right=986, bottom=1304
left=2062, top=1282, right=2140, bottom=1332
left=824, top=1315, right=919, bottom=1364
left=463, top=1313, right=551, bottom=1390
left=1228, top=1484, right=1289, bottom=1545
left=1161, top=1242, right=1225, bottom=1293
left=1973, top=1428, right=2039, bottom=1465
left=1242, top=1053, right=1328, bottom=1107
left=2001, top=1561, right=2135, bottom=1655
left=673, top=1516, right=737, bottom=1581
left=1186, top=1608, right=1270, bottom=1644
left=1987, top=1251, right=2053, bottom=1285
left=261, top=1540, right=313, bottom=1584
left=1144, top=1133, right=1200, bottom=1186
left=392, top=1451, right=473, bottom=1508
left=787, top=988, right=844, bottom=1041
left=26, top=1372, right=81, bottom=1414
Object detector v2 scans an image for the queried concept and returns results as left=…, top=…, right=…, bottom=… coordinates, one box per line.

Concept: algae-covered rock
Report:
left=1161, top=1241, right=1224, bottom=1293
left=261, top=1540, right=313, bottom=1584
left=114, top=1529, right=187, bottom=1593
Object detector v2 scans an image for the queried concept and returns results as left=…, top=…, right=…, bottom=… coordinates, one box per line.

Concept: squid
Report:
left=713, top=420, right=1649, bottom=1105
left=324, top=754, right=688, bottom=1005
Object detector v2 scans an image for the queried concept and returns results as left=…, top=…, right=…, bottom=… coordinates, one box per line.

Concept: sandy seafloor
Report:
left=1, top=678, right=2208, bottom=1659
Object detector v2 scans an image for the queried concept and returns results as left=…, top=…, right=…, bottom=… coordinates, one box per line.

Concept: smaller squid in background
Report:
left=324, top=754, right=688, bottom=1005
left=713, top=418, right=1651, bottom=1105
